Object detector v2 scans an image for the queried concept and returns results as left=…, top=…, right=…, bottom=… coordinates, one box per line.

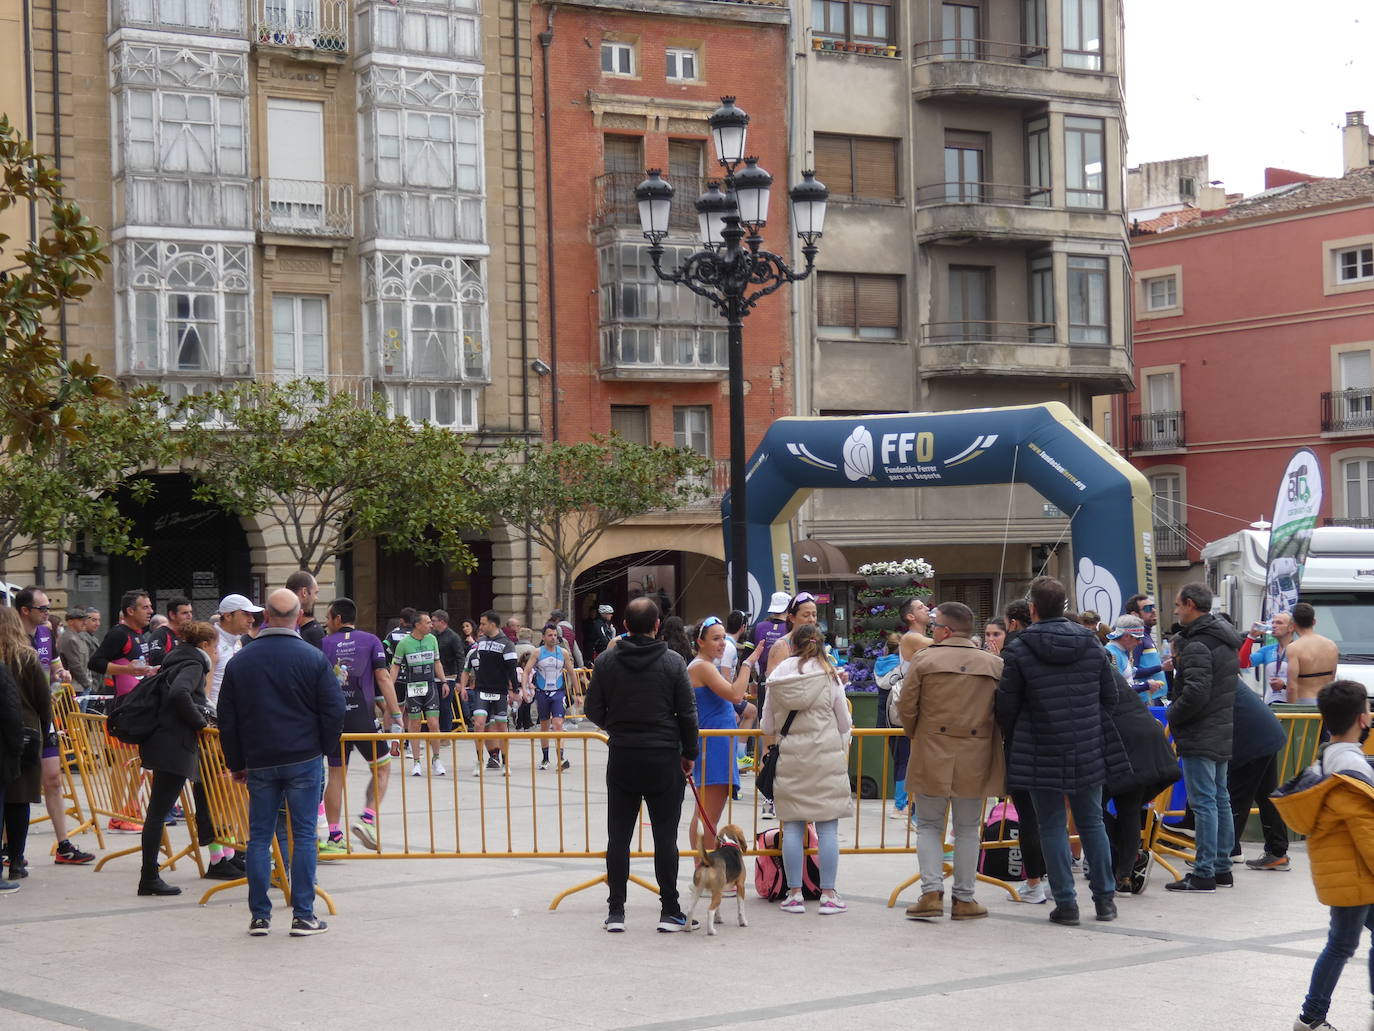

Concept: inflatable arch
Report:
left=723, top=402, right=1157, bottom=621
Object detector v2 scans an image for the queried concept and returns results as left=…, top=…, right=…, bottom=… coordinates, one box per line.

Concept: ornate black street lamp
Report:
left=634, top=97, right=828, bottom=614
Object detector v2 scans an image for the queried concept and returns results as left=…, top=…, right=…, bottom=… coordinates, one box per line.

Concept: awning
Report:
left=792, top=538, right=862, bottom=581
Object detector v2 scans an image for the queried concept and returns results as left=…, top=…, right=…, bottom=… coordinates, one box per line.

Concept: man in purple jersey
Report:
left=320, top=597, right=400, bottom=853
left=15, top=586, right=94, bottom=866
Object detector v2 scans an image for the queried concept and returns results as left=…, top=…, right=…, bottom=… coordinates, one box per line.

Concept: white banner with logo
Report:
left=1262, top=447, right=1323, bottom=619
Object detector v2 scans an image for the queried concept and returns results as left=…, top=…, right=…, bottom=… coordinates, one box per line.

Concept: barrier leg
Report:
left=548, top=871, right=658, bottom=912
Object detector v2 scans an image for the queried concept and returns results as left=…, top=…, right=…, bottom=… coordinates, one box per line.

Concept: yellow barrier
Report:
left=29, top=685, right=99, bottom=849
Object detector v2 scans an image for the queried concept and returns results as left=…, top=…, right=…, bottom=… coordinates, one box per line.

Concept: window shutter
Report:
left=611, top=405, right=650, bottom=444
left=813, top=134, right=854, bottom=196
left=857, top=275, right=901, bottom=331
left=817, top=273, right=856, bottom=329
left=603, top=135, right=643, bottom=174
left=853, top=137, right=898, bottom=199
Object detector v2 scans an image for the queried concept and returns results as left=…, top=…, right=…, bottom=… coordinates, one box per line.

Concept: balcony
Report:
left=254, top=371, right=373, bottom=406
left=115, top=0, right=243, bottom=37
left=679, top=458, right=731, bottom=510
left=594, top=172, right=707, bottom=232
left=911, top=37, right=1117, bottom=104
left=1321, top=388, right=1374, bottom=433
left=1154, top=522, right=1189, bottom=562
left=1325, top=516, right=1374, bottom=528
left=254, top=0, right=348, bottom=57
left=361, top=189, right=484, bottom=244
left=917, top=321, right=1132, bottom=391
left=1132, top=411, right=1186, bottom=451
left=257, top=179, right=354, bottom=239
left=116, top=176, right=252, bottom=232
left=599, top=325, right=728, bottom=382
left=914, top=180, right=1068, bottom=243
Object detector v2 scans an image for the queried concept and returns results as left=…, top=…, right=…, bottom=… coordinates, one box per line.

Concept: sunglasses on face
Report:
left=28, top=605, right=50, bottom=613
left=1142, top=604, right=1156, bottom=613
left=928, top=622, right=946, bottom=631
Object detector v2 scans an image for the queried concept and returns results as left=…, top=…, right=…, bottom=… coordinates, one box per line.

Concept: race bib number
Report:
left=407, top=682, right=429, bottom=698
left=478, top=691, right=500, bottom=702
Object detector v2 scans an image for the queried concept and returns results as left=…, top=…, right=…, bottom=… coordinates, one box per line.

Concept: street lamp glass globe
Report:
left=709, top=96, right=750, bottom=168
left=733, top=158, right=773, bottom=228
left=790, top=170, right=829, bottom=239
left=695, top=181, right=736, bottom=247
left=633, top=169, right=674, bottom=238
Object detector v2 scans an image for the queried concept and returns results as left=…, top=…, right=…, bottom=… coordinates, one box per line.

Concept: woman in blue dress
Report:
left=688, top=617, right=755, bottom=856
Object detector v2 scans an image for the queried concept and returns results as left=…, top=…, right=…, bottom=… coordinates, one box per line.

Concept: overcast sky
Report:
left=1124, top=0, right=1374, bottom=196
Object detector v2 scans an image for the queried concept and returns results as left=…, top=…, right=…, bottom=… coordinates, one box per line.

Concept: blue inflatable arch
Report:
left=724, top=402, right=1157, bottom=621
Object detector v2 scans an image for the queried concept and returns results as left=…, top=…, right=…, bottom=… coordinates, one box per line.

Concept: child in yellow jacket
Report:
left=1270, top=679, right=1374, bottom=1031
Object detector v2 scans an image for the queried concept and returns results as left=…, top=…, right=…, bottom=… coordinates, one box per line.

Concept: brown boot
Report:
left=951, top=897, right=987, bottom=921
left=905, top=890, right=944, bottom=921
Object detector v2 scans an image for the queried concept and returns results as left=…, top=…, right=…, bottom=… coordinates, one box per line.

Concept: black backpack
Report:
left=106, top=667, right=172, bottom=745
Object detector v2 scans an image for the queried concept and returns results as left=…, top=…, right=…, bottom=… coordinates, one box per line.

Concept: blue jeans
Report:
left=1301, top=903, right=1374, bottom=1023
left=1029, top=786, right=1115, bottom=906
left=246, top=757, right=323, bottom=922
left=1180, top=756, right=1232, bottom=878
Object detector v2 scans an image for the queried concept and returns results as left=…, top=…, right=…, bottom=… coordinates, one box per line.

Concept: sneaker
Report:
left=289, top=914, right=329, bottom=937
left=248, top=917, right=270, bottom=936
left=411, top=760, right=423, bottom=777
left=1214, top=870, right=1234, bottom=888
left=560, top=757, right=571, bottom=771
left=164, top=813, right=177, bottom=826
left=204, top=858, right=242, bottom=880
left=1246, top=852, right=1291, bottom=872
left=109, top=818, right=143, bottom=833
left=1017, top=881, right=1048, bottom=904
left=316, top=836, right=346, bottom=857
left=539, top=759, right=550, bottom=771
left=761, top=799, right=776, bottom=821
left=0, top=879, right=19, bottom=895
left=1048, top=904, right=1080, bottom=926
left=1293, top=1019, right=1338, bottom=1030
left=473, top=761, right=482, bottom=778
left=818, top=894, right=848, bottom=915
left=656, top=911, right=699, bottom=932
left=780, top=894, right=807, bottom=915
left=1130, top=850, right=1152, bottom=895
left=351, top=817, right=378, bottom=851
left=737, top=755, right=754, bottom=772
left=55, top=841, right=94, bottom=865
left=404, top=743, right=414, bottom=760
left=137, top=876, right=181, bottom=897
left=8, top=859, right=27, bottom=879
left=1094, top=897, right=1118, bottom=922
left=1165, top=873, right=1216, bottom=893
left=486, top=754, right=502, bottom=771
left=227, top=853, right=246, bottom=872
left=604, top=908, right=626, bottom=933
left=432, top=758, right=446, bottom=777
left=170, top=804, right=184, bottom=820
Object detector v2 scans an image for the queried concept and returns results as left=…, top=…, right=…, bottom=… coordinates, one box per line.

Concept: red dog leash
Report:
left=685, top=773, right=720, bottom=841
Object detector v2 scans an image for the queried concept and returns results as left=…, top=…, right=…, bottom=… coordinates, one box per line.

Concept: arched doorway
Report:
left=106, top=474, right=253, bottom=620
left=572, top=549, right=726, bottom=641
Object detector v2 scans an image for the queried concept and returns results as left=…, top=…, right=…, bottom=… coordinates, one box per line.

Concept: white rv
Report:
left=1202, top=526, right=1374, bottom=699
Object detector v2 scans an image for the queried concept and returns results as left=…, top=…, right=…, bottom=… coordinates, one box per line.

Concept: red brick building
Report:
left=1109, top=165, right=1374, bottom=600
left=533, top=0, right=791, bottom=619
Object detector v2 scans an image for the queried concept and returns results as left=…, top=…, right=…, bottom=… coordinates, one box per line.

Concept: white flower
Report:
left=842, top=425, right=874, bottom=482
left=858, top=557, right=935, bottom=580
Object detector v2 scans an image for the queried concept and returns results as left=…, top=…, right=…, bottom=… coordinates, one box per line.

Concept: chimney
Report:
left=1343, top=110, right=1373, bottom=172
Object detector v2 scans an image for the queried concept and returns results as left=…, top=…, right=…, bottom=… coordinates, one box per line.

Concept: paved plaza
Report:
left=2, top=739, right=1371, bottom=1031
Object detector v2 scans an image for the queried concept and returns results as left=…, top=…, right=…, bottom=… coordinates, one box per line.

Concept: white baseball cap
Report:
left=766, top=591, right=791, bottom=615
left=598, top=604, right=614, bottom=615
left=218, top=593, right=264, bottom=615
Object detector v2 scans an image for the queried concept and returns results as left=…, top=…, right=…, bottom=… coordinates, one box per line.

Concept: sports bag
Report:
left=106, top=668, right=172, bottom=746
left=977, top=798, right=1023, bottom=881
left=754, top=824, right=821, bottom=901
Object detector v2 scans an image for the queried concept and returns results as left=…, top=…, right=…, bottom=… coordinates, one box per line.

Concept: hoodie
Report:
left=584, top=635, right=698, bottom=758
left=1167, top=612, right=1242, bottom=761
left=1270, top=743, right=1374, bottom=907
left=995, top=616, right=1132, bottom=791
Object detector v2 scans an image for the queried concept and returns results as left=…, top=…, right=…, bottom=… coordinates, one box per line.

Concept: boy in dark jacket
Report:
left=1166, top=582, right=1241, bottom=893
left=585, top=596, right=698, bottom=934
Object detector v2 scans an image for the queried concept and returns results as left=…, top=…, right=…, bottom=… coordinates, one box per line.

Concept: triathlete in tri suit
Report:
left=389, top=611, right=448, bottom=778
left=525, top=623, right=576, bottom=770
left=460, top=610, right=521, bottom=775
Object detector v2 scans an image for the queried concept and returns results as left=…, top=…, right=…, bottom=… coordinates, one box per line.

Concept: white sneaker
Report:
left=761, top=799, right=775, bottom=821
left=1017, top=881, right=1048, bottom=904
left=404, top=744, right=414, bottom=760
left=410, top=760, right=422, bottom=777
left=1292, top=1019, right=1338, bottom=1030
left=473, top=761, right=482, bottom=778
left=432, top=758, right=446, bottom=777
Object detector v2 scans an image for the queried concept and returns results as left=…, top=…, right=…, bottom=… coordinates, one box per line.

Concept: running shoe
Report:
left=656, top=911, right=699, bottom=932
left=317, top=836, right=347, bottom=856
left=290, top=915, right=329, bottom=937
left=54, top=840, right=94, bottom=865
left=108, top=818, right=143, bottom=833
left=170, top=804, right=184, bottom=820
left=1246, top=852, right=1291, bottom=872
left=204, top=857, right=242, bottom=880
left=604, top=907, right=626, bottom=933
left=819, top=895, right=848, bottom=915
left=432, top=757, right=446, bottom=777
left=351, top=817, right=378, bottom=851
left=0, top=879, right=19, bottom=895
left=227, top=853, right=246, bottom=872
left=411, top=760, right=423, bottom=777
left=7, top=859, right=26, bottom=879
left=779, top=895, right=806, bottom=915
left=248, top=917, right=270, bottom=936
left=1017, top=881, right=1048, bottom=904
left=761, top=799, right=776, bottom=821
left=560, top=757, right=571, bottom=771
left=485, top=754, right=502, bottom=771
left=1130, top=850, right=1153, bottom=894
left=539, top=758, right=550, bottom=771
left=472, top=761, right=482, bottom=778
left=737, top=755, right=754, bottom=772
left=404, top=743, right=414, bottom=760
left=1292, top=1019, right=1337, bottom=1030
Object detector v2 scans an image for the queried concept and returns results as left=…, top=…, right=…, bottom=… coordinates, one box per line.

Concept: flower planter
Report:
left=812, top=37, right=824, bottom=50
left=886, top=45, right=898, bottom=57
left=863, top=574, right=911, bottom=589
left=859, top=610, right=902, bottom=631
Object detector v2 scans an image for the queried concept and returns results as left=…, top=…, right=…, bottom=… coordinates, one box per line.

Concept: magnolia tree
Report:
left=180, top=380, right=492, bottom=575
left=0, top=116, right=113, bottom=453
left=480, top=435, right=712, bottom=614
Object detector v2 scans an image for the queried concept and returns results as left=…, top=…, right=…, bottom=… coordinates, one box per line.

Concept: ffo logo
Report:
left=880, top=432, right=936, bottom=465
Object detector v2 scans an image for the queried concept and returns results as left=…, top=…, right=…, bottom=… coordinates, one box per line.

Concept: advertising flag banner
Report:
left=1262, top=447, right=1323, bottom=619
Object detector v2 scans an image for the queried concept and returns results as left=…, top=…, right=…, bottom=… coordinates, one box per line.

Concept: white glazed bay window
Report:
left=362, top=0, right=480, bottom=59
left=118, top=242, right=252, bottom=380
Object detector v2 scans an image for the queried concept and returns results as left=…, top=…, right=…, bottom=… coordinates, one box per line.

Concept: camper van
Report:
left=1202, top=526, right=1374, bottom=699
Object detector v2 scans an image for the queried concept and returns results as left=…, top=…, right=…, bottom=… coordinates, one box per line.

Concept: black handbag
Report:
left=20, top=725, right=42, bottom=768
left=755, top=709, right=799, bottom=801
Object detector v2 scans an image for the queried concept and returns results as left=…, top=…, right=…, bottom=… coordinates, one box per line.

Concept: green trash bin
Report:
left=846, top=690, right=896, bottom=801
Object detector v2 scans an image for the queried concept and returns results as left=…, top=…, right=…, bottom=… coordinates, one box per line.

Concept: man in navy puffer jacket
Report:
left=996, top=576, right=1129, bottom=926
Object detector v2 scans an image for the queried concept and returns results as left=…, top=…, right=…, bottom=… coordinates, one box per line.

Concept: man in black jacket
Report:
left=1165, top=582, right=1241, bottom=893
left=585, top=596, right=698, bottom=934
left=996, top=576, right=1123, bottom=926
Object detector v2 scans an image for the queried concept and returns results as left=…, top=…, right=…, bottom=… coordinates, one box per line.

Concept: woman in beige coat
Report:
left=761, top=624, right=852, bottom=915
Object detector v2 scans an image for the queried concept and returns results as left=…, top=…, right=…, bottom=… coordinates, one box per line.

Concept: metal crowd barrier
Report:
left=29, top=684, right=99, bottom=850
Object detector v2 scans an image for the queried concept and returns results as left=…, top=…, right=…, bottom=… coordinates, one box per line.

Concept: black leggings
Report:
left=140, top=771, right=215, bottom=878
left=1106, top=788, right=1149, bottom=881
left=1010, top=790, right=1046, bottom=881
left=3, top=802, right=30, bottom=864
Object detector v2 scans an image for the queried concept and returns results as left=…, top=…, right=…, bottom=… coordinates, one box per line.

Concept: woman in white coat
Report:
left=761, top=623, right=852, bottom=915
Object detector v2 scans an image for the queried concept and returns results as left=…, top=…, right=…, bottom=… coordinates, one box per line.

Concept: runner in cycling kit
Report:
left=388, top=613, right=449, bottom=778
left=463, top=615, right=521, bottom=773
left=528, top=624, right=576, bottom=770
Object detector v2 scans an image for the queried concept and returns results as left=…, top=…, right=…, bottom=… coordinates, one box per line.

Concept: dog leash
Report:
left=685, top=773, right=720, bottom=841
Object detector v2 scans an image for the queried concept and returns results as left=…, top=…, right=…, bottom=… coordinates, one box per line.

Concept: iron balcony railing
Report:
left=594, top=172, right=706, bottom=230
left=1321, top=388, right=1374, bottom=432
left=1132, top=411, right=1186, bottom=451
left=915, top=180, right=1052, bottom=207
left=921, top=320, right=1057, bottom=345
left=679, top=458, right=732, bottom=509
left=911, top=37, right=1049, bottom=64
left=256, top=179, right=354, bottom=238
left=1324, top=516, right=1374, bottom=528
left=1154, top=522, right=1188, bottom=561
left=256, top=0, right=348, bottom=52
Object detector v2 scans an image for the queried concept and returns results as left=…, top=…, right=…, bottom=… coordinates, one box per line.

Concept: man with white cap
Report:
left=212, top=594, right=264, bottom=709
left=589, top=604, right=617, bottom=662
